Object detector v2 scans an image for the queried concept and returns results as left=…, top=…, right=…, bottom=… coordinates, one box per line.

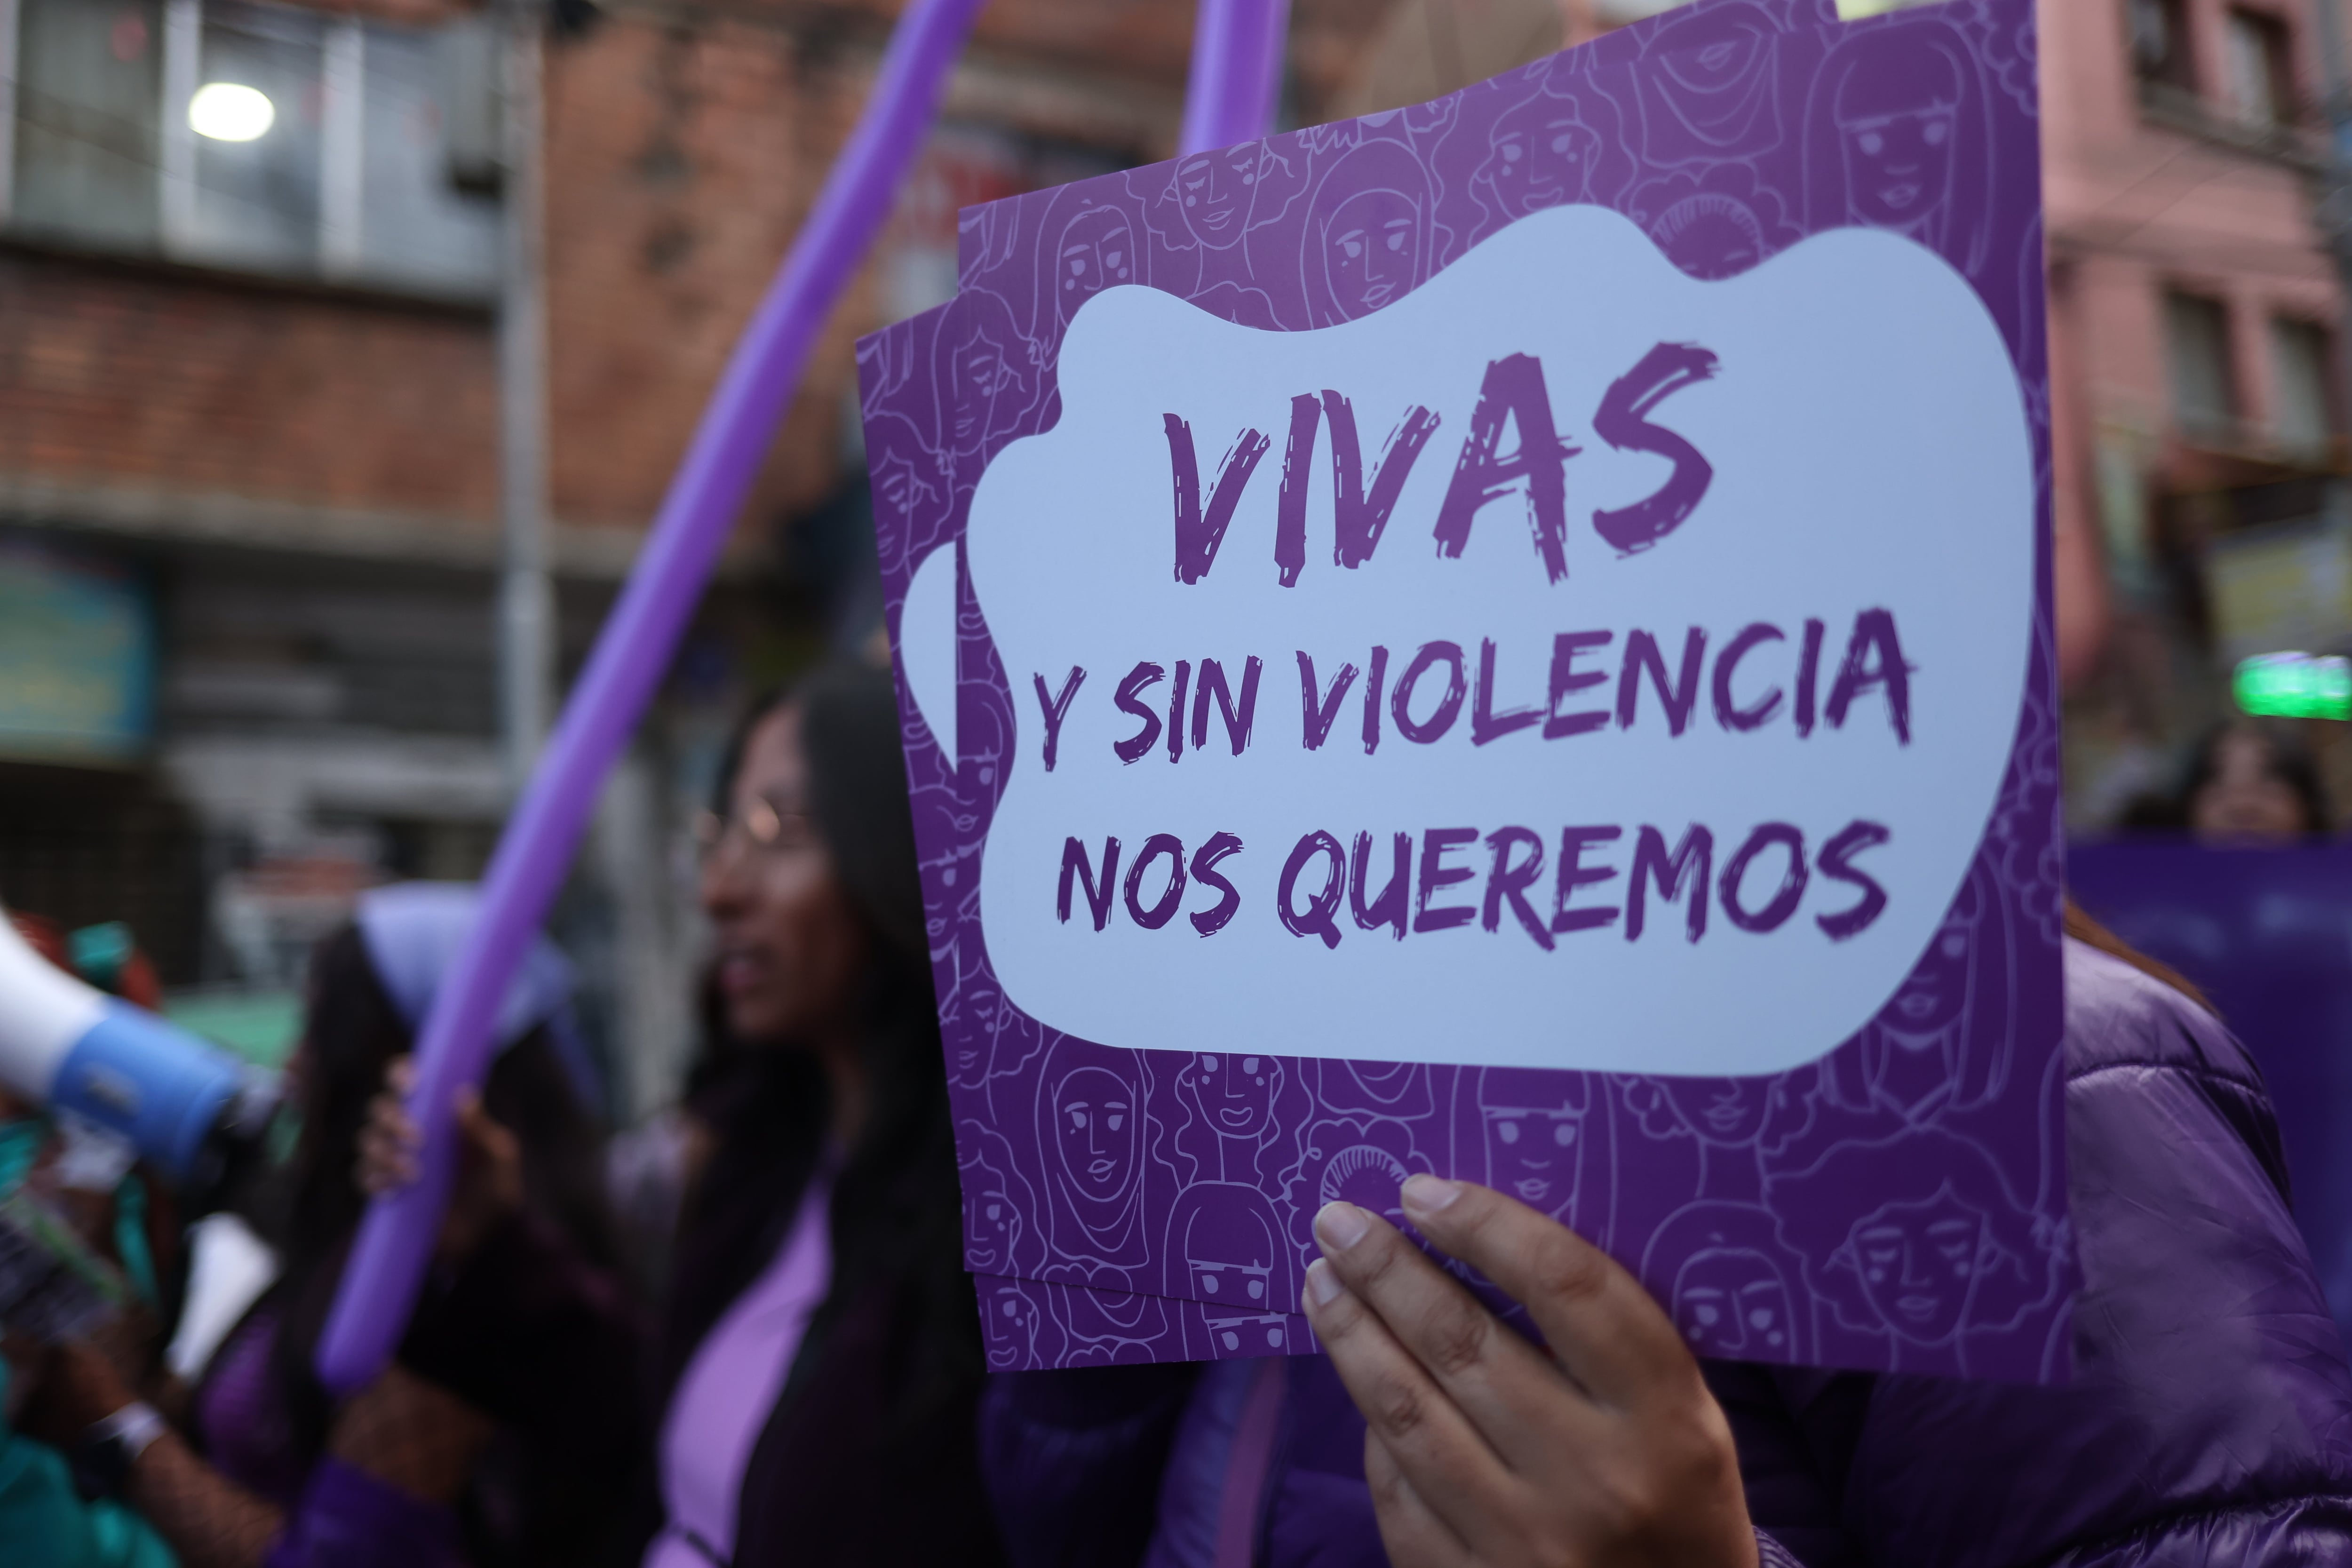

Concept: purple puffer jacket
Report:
left=980, top=939, right=2352, bottom=1566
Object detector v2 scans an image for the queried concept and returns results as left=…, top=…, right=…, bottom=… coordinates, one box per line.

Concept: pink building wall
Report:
left=2043, top=0, right=2346, bottom=685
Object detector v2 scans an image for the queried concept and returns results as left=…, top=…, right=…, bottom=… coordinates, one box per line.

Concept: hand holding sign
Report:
left=869, top=0, right=2065, bottom=1378
left=1304, top=1176, right=1756, bottom=1568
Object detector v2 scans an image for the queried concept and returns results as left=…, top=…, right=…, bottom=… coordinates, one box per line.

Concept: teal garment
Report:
left=0, top=1362, right=178, bottom=1568
left=0, top=1119, right=39, bottom=1195
left=0, top=1116, right=157, bottom=1310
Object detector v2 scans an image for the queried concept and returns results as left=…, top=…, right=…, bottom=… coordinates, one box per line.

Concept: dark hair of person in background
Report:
left=2117, top=718, right=2329, bottom=841
left=647, top=662, right=998, bottom=1566
left=2062, top=898, right=2212, bottom=1016
left=260, top=924, right=638, bottom=1564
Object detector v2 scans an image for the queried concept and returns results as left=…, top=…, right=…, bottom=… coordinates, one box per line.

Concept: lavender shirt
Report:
left=646, top=1168, right=834, bottom=1568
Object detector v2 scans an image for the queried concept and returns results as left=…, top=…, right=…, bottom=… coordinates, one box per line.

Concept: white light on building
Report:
left=189, top=82, right=275, bottom=143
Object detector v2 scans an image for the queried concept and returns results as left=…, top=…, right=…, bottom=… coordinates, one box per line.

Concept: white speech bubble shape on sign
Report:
left=966, top=204, right=2032, bottom=1077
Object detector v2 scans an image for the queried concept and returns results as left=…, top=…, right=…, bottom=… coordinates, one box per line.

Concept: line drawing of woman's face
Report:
left=964, top=1172, right=1019, bottom=1274
left=1648, top=5, right=1779, bottom=148
left=1479, top=101, right=1596, bottom=216
left=1833, top=49, right=1962, bottom=239
left=1335, top=1059, right=1420, bottom=1108
left=947, top=323, right=1019, bottom=454
left=984, top=1283, right=1039, bottom=1369
left=1845, top=1181, right=1987, bottom=1345
left=1054, top=1063, right=1138, bottom=1206
left=1322, top=186, right=1422, bottom=315
left=1479, top=1071, right=1586, bottom=1221
left=1673, top=1246, right=1794, bottom=1358
left=1661, top=1077, right=1775, bottom=1146
left=1185, top=1207, right=1277, bottom=1314
left=1056, top=203, right=1136, bottom=319
left=1841, top=103, right=1955, bottom=231
left=1889, top=913, right=1973, bottom=1037
left=1194, top=1052, right=1276, bottom=1139
left=1175, top=145, right=1262, bottom=249
left=869, top=446, right=938, bottom=538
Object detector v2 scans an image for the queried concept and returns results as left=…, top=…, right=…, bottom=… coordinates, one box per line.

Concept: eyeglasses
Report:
left=693, top=796, right=818, bottom=862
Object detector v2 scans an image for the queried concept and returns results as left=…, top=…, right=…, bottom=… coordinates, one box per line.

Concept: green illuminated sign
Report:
left=2235, top=653, right=2352, bottom=720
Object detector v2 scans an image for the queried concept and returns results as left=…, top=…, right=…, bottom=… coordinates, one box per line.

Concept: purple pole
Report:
left=314, top=0, right=989, bottom=1393
left=1179, top=0, right=1291, bottom=155
left=315, top=0, right=1295, bottom=1396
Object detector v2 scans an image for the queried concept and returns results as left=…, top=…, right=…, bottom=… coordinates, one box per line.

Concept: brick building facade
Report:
left=0, top=0, right=1392, bottom=1106
left=7, top=0, right=2347, bottom=1099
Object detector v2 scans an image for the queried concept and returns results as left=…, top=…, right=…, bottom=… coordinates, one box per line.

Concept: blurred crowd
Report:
left=0, top=663, right=997, bottom=1568
left=4, top=663, right=2352, bottom=1568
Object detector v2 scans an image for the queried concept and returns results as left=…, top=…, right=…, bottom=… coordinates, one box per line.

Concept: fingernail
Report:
left=1305, top=1258, right=1348, bottom=1308
left=1315, top=1201, right=1370, bottom=1252
left=1401, top=1174, right=1463, bottom=1215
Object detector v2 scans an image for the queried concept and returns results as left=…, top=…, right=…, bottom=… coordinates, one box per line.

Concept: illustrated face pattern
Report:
left=1662, top=1076, right=1775, bottom=1147
left=1673, top=1246, right=1795, bottom=1357
left=1323, top=186, right=1422, bottom=314
left=1479, top=99, right=1599, bottom=217
left=984, top=1281, right=1041, bottom=1369
left=1056, top=203, right=1136, bottom=318
left=1479, top=1068, right=1588, bottom=1222
left=1846, top=1183, right=1986, bottom=1346
left=1188, top=1209, right=1277, bottom=1316
left=1055, top=1064, right=1138, bottom=1207
left=864, top=0, right=2068, bottom=1377
left=1834, top=45, right=1961, bottom=238
left=1889, top=911, right=1974, bottom=1036
left=1198, top=1053, right=1276, bottom=1140
left=965, top=1185, right=1014, bottom=1273
left=1176, top=144, right=1263, bottom=249
left=1645, top=4, right=1783, bottom=159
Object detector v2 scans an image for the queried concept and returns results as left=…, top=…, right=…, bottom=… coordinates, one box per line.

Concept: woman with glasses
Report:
left=360, top=664, right=1001, bottom=1566
left=646, top=665, right=1003, bottom=1568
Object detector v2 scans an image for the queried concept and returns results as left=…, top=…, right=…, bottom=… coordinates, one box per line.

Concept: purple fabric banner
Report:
left=868, top=0, right=2067, bottom=1379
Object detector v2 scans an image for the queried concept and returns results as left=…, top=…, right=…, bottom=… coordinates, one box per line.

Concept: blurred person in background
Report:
left=2185, top=720, right=2331, bottom=842
left=2120, top=719, right=2330, bottom=842
left=22, top=885, right=646, bottom=1568
left=373, top=665, right=1001, bottom=1566
left=0, top=913, right=182, bottom=1567
left=623, top=663, right=1001, bottom=1566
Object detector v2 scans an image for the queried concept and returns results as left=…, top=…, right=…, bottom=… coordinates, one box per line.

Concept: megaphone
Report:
left=0, top=903, right=277, bottom=1204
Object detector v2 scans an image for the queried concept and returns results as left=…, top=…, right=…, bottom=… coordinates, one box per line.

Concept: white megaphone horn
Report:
left=0, top=901, right=277, bottom=1197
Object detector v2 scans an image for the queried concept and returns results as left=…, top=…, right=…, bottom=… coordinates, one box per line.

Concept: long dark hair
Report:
left=269, top=924, right=619, bottom=1462
left=663, top=665, right=976, bottom=1436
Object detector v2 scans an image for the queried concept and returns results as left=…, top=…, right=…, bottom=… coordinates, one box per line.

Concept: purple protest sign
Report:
left=868, top=0, right=2067, bottom=1380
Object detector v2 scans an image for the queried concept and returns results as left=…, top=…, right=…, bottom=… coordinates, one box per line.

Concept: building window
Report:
left=10, top=0, right=165, bottom=249
left=179, top=0, right=324, bottom=272
left=2131, top=0, right=2196, bottom=93
left=6, top=0, right=497, bottom=297
left=2223, top=8, right=2296, bottom=129
left=2166, top=291, right=2239, bottom=442
left=2272, top=317, right=2338, bottom=455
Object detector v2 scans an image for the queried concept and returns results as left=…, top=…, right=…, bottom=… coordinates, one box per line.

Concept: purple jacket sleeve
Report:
left=263, top=1457, right=465, bottom=1568
left=980, top=1365, right=1198, bottom=1568
left=1741, top=943, right=2352, bottom=1567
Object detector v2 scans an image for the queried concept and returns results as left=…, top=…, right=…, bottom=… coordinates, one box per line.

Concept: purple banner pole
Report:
left=315, top=0, right=1295, bottom=1395
left=314, top=0, right=990, bottom=1393
left=1180, top=0, right=1290, bottom=155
